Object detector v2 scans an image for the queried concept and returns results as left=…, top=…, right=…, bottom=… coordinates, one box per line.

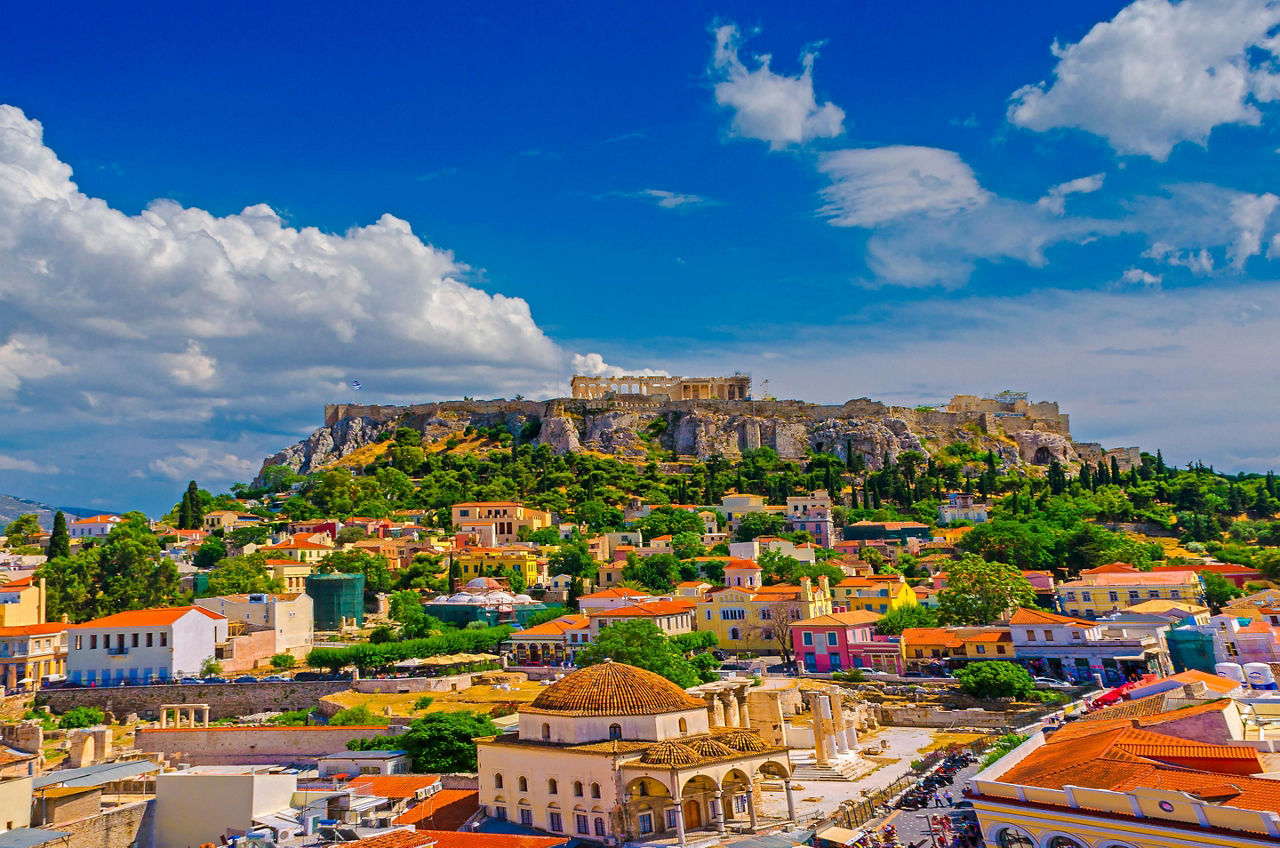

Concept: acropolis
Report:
left=570, top=373, right=751, bottom=401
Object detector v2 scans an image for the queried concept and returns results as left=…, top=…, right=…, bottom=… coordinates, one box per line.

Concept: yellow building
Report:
left=265, top=558, right=313, bottom=593
left=201, top=510, right=265, bottom=533
left=449, top=502, right=552, bottom=545
left=899, top=626, right=1013, bottom=669
left=696, top=569, right=833, bottom=655
left=0, top=575, right=45, bottom=628
left=0, top=622, right=67, bottom=690
left=257, top=533, right=333, bottom=564
left=452, top=546, right=545, bottom=588
left=972, top=704, right=1280, bottom=848
left=832, top=575, right=917, bottom=615
left=1057, top=562, right=1202, bottom=619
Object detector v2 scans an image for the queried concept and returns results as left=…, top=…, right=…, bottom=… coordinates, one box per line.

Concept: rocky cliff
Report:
left=256, top=395, right=1141, bottom=484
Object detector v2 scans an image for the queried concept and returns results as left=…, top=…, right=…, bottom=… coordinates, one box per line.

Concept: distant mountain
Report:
left=0, top=494, right=104, bottom=530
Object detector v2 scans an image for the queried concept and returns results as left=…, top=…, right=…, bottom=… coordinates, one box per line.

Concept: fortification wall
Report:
left=43, top=798, right=154, bottom=848
left=38, top=681, right=352, bottom=720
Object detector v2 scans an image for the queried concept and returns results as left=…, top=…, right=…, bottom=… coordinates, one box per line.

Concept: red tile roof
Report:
left=0, top=622, right=66, bottom=637
left=71, top=605, right=225, bottom=628
left=513, top=615, right=589, bottom=637
left=410, top=831, right=565, bottom=848
left=391, top=789, right=480, bottom=830
left=1008, top=608, right=1096, bottom=627
left=726, top=558, right=761, bottom=570
left=347, top=774, right=441, bottom=799
left=587, top=600, right=696, bottom=618
left=578, top=587, right=649, bottom=599
left=338, top=831, right=434, bottom=848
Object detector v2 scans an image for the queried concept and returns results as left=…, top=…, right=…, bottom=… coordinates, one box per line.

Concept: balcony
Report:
left=106, top=646, right=129, bottom=656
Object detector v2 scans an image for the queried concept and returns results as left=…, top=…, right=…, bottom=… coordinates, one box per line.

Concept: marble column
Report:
left=806, top=693, right=828, bottom=765
left=817, top=695, right=838, bottom=761
left=710, top=695, right=726, bottom=726
left=747, top=791, right=758, bottom=831
left=829, top=693, right=850, bottom=755
left=673, top=805, right=687, bottom=846
left=784, top=779, right=797, bottom=822
left=721, top=694, right=740, bottom=727
left=737, top=689, right=751, bottom=728
left=715, top=791, right=727, bottom=833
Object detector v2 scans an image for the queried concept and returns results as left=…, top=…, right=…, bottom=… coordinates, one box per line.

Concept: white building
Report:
left=937, top=492, right=988, bottom=525
left=67, top=606, right=228, bottom=685
left=67, top=514, right=122, bottom=539
left=154, top=767, right=297, bottom=848
left=195, top=592, right=314, bottom=653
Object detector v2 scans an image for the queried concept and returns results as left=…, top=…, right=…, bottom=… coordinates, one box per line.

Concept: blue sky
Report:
left=3, top=0, right=1280, bottom=514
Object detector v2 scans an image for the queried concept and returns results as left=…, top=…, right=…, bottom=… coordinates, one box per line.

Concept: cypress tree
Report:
left=871, top=488, right=882, bottom=510
left=1079, top=463, right=1092, bottom=490
left=1110, top=456, right=1122, bottom=483
left=1268, top=471, right=1277, bottom=498
left=47, top=511, right=70, bottom=560
left=1155, top=449, right=1166, bottom=475
left=1096, top=462, right=1109, bottom=487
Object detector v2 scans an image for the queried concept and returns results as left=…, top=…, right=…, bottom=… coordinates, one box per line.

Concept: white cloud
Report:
left=1134, top=183, right=1278, bottom=272
left=818, top=146, right=989, bottom=227
left=1037, top=173, right=1106, bottom=214
left=0, top=335, right=68, bottom=396
left=570, top=353, right=669, bottom=379
left=625, top=189, right=718, bottom=211
left=1009, top=0, right=1280, bottom=159
left=148, top=445, right=258, bottom=482
left=1121, top=267, right=1164, bottom=287
left=0, top=455, right=58, bottom=474
left=161, top=341, right=217, bottom=388
left=710, top=23, right=845, bottom=149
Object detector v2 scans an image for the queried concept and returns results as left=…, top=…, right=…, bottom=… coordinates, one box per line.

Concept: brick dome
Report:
left=526, top=661, right=706, bottom=716
left=640, top=740, right=703, bottom=766
left=719, top=730, right=770, bottom=752
left=687, top=737, right=737, bottom=758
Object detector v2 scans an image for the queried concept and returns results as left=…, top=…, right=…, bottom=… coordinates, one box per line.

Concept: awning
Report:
left=814, top=826, right=863, bottom=845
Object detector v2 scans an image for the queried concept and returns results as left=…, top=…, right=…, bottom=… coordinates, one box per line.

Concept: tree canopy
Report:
left=936, top=554, right=1037, bottom=626
left=575, top=619, right=715, bottom=688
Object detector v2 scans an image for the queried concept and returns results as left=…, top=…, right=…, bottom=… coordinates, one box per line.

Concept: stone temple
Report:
left=571, top=374, right=751, bottom=401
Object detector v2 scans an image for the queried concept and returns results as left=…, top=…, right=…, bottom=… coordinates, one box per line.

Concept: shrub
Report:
left=413, top=696, right=435, bottom=711
left=954, top=661, right=1035, bottom=700
left=270, top=653, right=297, bottom=670
left=831, top=669, right=867, bottom=683
left=329, top=703, right=389, bottom=726
left=59, top=706, right=106, bottom=729
left=981, top=733, right=1028, bottom=768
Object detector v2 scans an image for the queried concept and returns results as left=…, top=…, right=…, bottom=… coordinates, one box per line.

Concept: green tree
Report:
left=937, top=554, right=1037, bottom=625
left=98, top=512, right=180, bottom=615
left=576, top=619, right=703, bottom=688
left=179, top=480, right=201, bottom=530
left=46, top=511, right=70, bottom=559
left=331, top=703, right=390, bottom=725
left=547, top=540, right=595, bottom=578
left=37, top=547, right=100, bottom=622
left=200, top=657, right=223, bottom=677
left=1201, top=572, right=1243, bottom=612
left=735, top=512, right=787, bottom=542
left=349, top=711, right=498, bottom=772
left=671, top=531, right=705, bottom=560
left=319, top=550, right=393, bottom=596
left=193, top=537, right=227, bottom=570
left=270, top=653, right=297, bottom=670
left=875, top=604, right=939, bottom=635
left=59, top=706, right=106, bottom=729
left=955, top=661, right=1035, bottom=700
left=3, top=514, right=40, bottom=547
left=204, top=553, right=285, bottom=596
left=622, top=553, right=680, bottom=593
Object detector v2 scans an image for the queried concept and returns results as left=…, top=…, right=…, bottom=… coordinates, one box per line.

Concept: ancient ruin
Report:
left=570, top=373, right=751, bottom=401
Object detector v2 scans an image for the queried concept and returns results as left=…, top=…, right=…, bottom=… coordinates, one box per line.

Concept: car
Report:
left=293, top=671, right=327, bottom=682
left=179, top=678, right=203, bottom=685
left=712, top=650, right=727, bottom=661
left=202, top=677, right=228, bottom=684
left=234, top=675, right=257, bottom=683
left=902, top=671, right=926, bottom=679
left=262, top=674, right=289, bottom=682
left=1033, top=676, right=1073, bottom=689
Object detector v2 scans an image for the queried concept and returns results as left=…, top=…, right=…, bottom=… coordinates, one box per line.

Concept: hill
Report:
left=0, top=493, right=101, bottom=530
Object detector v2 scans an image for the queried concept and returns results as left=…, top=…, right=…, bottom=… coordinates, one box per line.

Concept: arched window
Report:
left=518, top=776, right=528, bottom=792
left=995, top=829, right=1035, bottom=848
left=590, top=782, right=601, bottom=799
left=1047, top=839, right=1084, bottom=848
left=573, top=781, right=583, bottom=797
left=542, top=723, right=551, bottom=740
left=678, top=718, right=688, bottom=733
left=609, top=723, right=622, bottom=740
left=729, top=627, right=740, bottom=640
left=594, top=818, right=606, bottom=836
left=548, top=779, right=558, bottom=794
left=494, top=773, right=504, bottom=789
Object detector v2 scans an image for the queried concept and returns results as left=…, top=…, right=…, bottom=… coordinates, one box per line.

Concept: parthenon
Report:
left=571, top=373, right=751, bottom=401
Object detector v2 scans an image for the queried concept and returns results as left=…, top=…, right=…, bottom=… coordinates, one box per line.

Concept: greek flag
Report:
left=351, top=380, right=362, bottom=391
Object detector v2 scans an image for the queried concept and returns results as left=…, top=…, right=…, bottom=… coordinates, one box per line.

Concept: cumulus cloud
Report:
left=1121, top=267, right=1164, bottom=287
left=148, top=445, right=258, bottom=481
left=1133, top=183, right=1278, bottom=272
left=570, top=353, right=669, bottom=378
left=1037, top=173, right=1106, bottom=214
left=0, top=104, right=590, bottom=501
left=1009, top=0, right=1280, bottom=159
left=0, top=455, right=58, bottom=475
left=710, top=23, right=845, bottom=149
left=818, top=146, right=990, bottom=227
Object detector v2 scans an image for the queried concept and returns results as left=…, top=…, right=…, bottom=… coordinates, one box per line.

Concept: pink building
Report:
left=786, top=505, right=834, bottom=547
left=791, top=610, right=902, bottom=674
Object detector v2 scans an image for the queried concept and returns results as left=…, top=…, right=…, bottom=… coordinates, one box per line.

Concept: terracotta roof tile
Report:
left=71, top=605, right=225, bottom=628
left=408, top=831, right=565, bottom=848
left=520, top=662, right=705, bottom=716
left=348, top=774, right=441, bottom=799
left=391, top=790, right=480, bottom=830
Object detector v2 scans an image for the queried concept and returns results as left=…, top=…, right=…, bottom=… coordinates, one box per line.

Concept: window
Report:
left=759, top=608, right=772, bottom=620
left=995, top=829, right=1035, bottom=848
left=90, top=635, right=97, bottom=650
left=494, top=807, right=507, bottom=821
left=1081, top=591, right=1091, bottom=602
left=542, top=723, right=551, bottom=740
left=576, top=814, right=589, bottom=834
left=573, top=781, right=583, bottom=797
left=131, top=633, right=139, bottom=647
left=678, top=718, right=687, bottom=733
left=1043, top=630, right=1052, bottom=641
left=1025, top=630, right=1036, bottom=640
left=609, top=724, right=622, bottom=740
left=1065, top=591, right=1076, bottom=601
left=146, top=633, right=153, bottom=647
left=548, top=812, right=563, bottom=832
left=1171, top=589, right=1181, bottom=598
left=801, top=631, right=813, bottom=646
left=74, top=636, right=82, bottom=651
left=1148, top=590, right=1159, bottom=598
left=1071, top=631, right=1083, bottom=640
left=518, top=776, right=528, bottom=792
left=997, top=645, right=1006, bottom=654
left=594, top=818, right=605, bottom=837
left=976, top=645, right=986, bottom=654
left=827, top=632, right=838, bottom=646
left=160, top=632, right=167, bottom=647
left=1128, top=591, right=1140, bottom=601
left=666, top=808, right=679, bottom=829
left=720, top=608, right=745, bottom=620
left=705, top=610, right=711, bottom=621
left=519, top=809, right=533, bottom=827
left=1046, top=838, right=1084, bottom=848
left=494, top=774, right=504, bottom=789
left=637, top=813, right=653, bottom=835
left=1108, top=591, right=1119, bottom=602
left=591, top=783, right=600, bottom=799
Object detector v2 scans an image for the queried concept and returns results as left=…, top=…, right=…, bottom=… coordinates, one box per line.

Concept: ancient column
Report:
left=673, top=803, right=687, bottom=846
left=159, top=708, right=168, bottom=729
left=816, top=695, right=838, bottom=761
left=715, top=791, right=727, bottom=833
left=201, top=705, right=210, bottom=728
left=747, top=790, right=758, bottom=830
left=805, top=693, right=828, bottom=765
left=829, top=692, right=850, bottom=755
left=721, top=694, right=739, bottom=727
left=784, top=779, right=797, bottom=822
left=710, top=695, right=726, bottom=726
left=737, top=687, right=751, bottom=728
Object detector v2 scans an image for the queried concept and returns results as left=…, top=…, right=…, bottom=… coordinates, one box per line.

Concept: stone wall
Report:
left=36, top=798, right=154, bottom=848
left=351, top=672, right=476, bottom=694
left=135, top=724, right=402, bottom=765
left=875, top=704, right=1040, bottom=729
left=38, top=681, right=352, bottom=720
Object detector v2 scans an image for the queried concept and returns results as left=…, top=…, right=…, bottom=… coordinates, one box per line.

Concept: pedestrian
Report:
left=944, top=790, right=954, bottom=806
left=933, top=791, right=943, bottom=807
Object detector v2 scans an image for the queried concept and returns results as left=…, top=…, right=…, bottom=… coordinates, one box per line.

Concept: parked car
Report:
left=1034, top=676, right=1073, bottom=689
left=202, top=677, right=228, bottom=684
left=262, top=674, right=290, bottom=682
left=902, top=671, right=926, bottom=679
left=293, top=671, right=328, bottom=682
left=234, top=675, right=257, bottom=683
left=179, top=678, right=203, bottom=685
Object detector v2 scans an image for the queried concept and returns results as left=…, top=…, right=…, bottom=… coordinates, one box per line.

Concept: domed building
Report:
left=476, top=661, right=792, bottom=845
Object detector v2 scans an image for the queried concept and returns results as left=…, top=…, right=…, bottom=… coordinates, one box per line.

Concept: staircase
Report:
left=789, top=752, right=868, bottom=781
